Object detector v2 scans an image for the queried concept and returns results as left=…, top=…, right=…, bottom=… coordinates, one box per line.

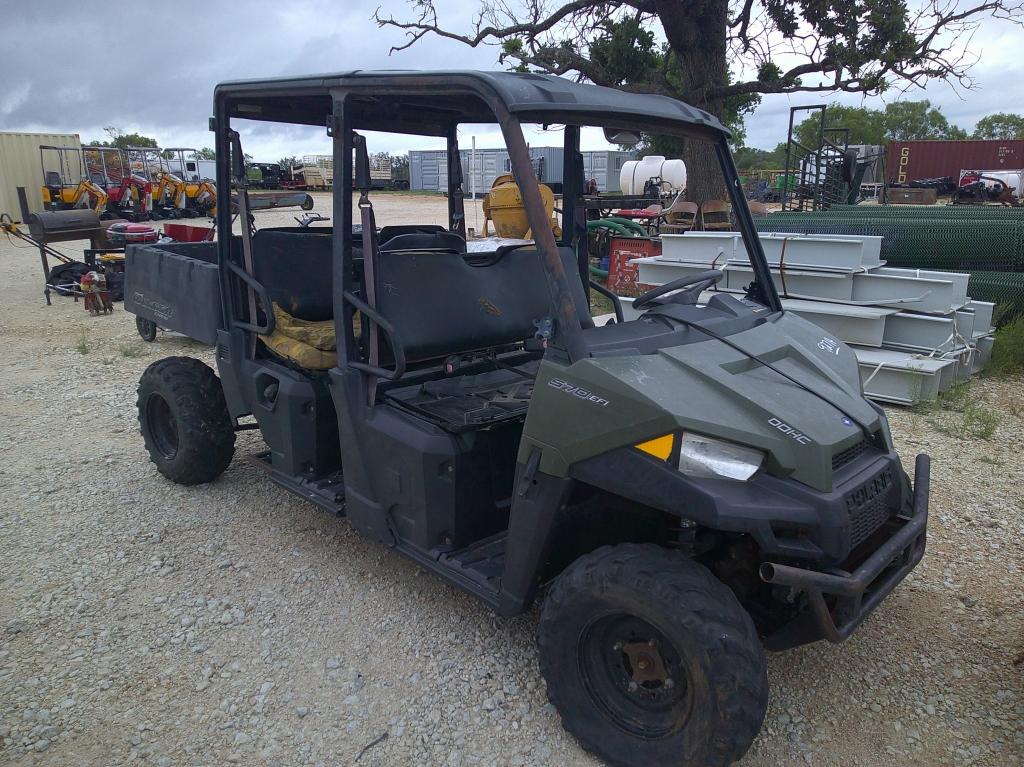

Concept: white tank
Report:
left=619, top=156, right=687, bottom=195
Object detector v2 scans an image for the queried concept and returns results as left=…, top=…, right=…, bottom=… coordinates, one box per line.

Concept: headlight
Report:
left=678, top=432, right=763, bottom=481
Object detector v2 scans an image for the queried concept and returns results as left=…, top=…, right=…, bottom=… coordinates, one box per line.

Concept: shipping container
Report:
left=887, top=139, right=1024, bottom=185
left=582, top=150, right=634, bottom=192
left=0, top=131, right=82, bottom=216
left=410, top=146, right=634, bottom=193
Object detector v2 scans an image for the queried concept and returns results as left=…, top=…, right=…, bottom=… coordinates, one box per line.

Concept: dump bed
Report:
left=123, top=241, right=223, bottom=345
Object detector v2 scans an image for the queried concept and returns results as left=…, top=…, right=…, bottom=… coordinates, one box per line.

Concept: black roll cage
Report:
left=211, top=72, right=782, bottom=370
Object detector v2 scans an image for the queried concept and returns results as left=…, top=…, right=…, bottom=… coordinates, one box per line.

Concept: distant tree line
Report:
left=733, top=103, right=1024, bottom=170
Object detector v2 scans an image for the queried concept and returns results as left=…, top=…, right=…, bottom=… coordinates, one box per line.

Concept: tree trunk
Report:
left=656, top=0, right=730, bottom=205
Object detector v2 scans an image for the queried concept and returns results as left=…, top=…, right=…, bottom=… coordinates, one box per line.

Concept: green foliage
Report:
left=883, top=101, right=966, bottom=141
left=195, top=147, right=216, bottom=160
left=919, top=382, right=999, bottom=440
left=75, top=332, right=90, bottom=355
left=986, top=315, right=1024, bottom=376
left=589, top=16, right=661, bottom=87
left=793, top=100, right=966, bottom=149
left=87, top=126, right=159, bottom=150
left=973, top=113, right=1024, bottom=140
left=119, top=343, right=144, bottom=358
left=733, top=144, right=788, bottom=170
left=391, top=154, right=410, bottom=181
left=278, top=156, right=300, bottom=170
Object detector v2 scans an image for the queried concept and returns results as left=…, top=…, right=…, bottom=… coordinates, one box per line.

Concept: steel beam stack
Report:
left=633, top=231, right=996, bottom=405
left=752, top=205, right=1024, bottom=318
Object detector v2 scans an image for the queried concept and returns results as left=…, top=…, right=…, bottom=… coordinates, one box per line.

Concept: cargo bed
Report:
left=123, top=241, right=224, bottom=345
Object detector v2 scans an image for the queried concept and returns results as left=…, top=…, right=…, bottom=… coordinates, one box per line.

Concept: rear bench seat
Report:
left=250, top=229, right=593, bottom=369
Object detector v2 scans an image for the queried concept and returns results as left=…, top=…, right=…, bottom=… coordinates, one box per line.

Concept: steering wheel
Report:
left=632, top=269, right=724, bottom=309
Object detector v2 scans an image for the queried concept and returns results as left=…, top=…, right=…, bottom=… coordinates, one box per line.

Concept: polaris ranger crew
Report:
left=134, top=71, right=929, bottom=767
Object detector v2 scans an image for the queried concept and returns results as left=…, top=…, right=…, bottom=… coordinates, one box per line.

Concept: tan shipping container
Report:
left=0, top=131, right=82, bottom=217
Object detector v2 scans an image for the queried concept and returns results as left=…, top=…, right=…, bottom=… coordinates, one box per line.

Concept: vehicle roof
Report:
left=214, top=70, right=728, bottom=139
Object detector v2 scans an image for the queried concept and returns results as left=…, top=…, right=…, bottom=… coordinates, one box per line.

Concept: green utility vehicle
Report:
left=133, top=71, right=928, bottom=767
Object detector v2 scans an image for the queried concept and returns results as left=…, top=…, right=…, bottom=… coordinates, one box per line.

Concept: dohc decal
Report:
left=768, top=417, right=812, bottom=444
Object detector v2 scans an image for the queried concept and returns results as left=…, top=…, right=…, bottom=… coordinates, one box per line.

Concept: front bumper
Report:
left=759, top=454, right=929, bottom=651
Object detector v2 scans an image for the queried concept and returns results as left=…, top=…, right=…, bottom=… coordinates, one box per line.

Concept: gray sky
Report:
left=1, top=0, right=1020, bottom=159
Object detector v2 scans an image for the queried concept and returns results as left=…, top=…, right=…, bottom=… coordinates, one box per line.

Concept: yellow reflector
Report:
left=635, top=434, right=674, bottom=460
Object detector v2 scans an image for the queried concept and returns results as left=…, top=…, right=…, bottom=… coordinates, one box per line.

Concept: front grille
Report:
left=845, top=467, right=895, bottom=549
left=832, top=438, right=872, bottom=472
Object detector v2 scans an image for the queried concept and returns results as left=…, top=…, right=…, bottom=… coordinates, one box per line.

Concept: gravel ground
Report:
left=1, top=193, right=1022, bottom=767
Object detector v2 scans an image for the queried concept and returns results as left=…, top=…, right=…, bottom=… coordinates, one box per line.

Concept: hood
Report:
left=523, top=312, right=882, bottom=492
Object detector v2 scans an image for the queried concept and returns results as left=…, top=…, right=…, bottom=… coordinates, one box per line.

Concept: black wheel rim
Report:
left=578, top=614, right=693, bottom=740
left=145, top=393, right=178, bottom=460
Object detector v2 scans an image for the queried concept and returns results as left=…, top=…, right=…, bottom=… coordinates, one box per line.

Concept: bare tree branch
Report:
left=374, top=0, right=1024, bottom=111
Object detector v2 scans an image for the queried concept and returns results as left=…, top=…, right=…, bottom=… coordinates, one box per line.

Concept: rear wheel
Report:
left=136, top=316, right=157, bottom=342
left=137, top=357, right=235, bottom=485
left=538, top=543, right=768, bottom=767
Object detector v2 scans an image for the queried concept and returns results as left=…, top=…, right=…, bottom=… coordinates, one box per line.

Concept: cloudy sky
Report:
left=1, top=0, right=1020, bottom=160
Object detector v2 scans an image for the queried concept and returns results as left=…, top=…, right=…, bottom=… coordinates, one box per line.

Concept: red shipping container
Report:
left=608, top=236, right=660, bottom=297
left=887, top=139, right=1024, bottom=184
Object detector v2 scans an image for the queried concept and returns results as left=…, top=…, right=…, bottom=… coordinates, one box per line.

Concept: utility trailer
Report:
left=130, top=71, right=929, bottom=767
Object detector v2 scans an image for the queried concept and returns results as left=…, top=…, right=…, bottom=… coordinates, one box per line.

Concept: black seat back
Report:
left=45, top=171, right=62, bottom=188
left=381, top=231, right=466, bottom=253
left=375, top=246, right=593, bottom=362
left=252, top=230, right=334, bottom=321
left=379, top=224, right=446, bottom=243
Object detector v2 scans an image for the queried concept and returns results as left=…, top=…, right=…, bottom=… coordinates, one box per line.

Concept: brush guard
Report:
left=760, top=454, right=929, bottom=650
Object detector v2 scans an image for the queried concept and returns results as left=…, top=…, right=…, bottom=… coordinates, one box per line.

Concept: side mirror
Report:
left=604, top=127, right=642, bottom=147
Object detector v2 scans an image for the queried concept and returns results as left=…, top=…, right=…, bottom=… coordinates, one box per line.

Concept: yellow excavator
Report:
left=40, top=145, right=109, bottom=215
left=127, top=146, right=193, bottom=218
left=151, top=170, right=190, bottom=218
left=164, top=148, right=217, bottom=216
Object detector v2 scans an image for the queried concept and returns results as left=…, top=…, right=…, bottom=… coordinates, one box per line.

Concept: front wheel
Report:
left=137, top=357, right=235, bottom=485
left=538, top=544, right=768, bottom=767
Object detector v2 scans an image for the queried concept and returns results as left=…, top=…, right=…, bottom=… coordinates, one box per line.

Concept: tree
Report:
left=391, top=154, right=410, bottom=182
left=793, top=100, right=966, bottom=149
left=195, top=147, right=216, bottom=160
left=882, top=101, right=966, bottom=141
left=733, top=144, right=787, bottom=171
left=278, top=156, right=300, bottom=170
left=794, top=105, right=888, bottom=148
left=88, top=126, right=158, bottom=150
left=973, top=113, right=1024, bottom=140
left=376, top=0, right=1023, bottom=202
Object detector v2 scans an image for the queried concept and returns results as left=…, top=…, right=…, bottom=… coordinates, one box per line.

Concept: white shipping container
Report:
left=0, top=131, right=83, bottom=216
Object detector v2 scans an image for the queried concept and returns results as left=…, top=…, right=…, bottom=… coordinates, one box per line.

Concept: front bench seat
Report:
left=374, top=245, right=593, bottom=363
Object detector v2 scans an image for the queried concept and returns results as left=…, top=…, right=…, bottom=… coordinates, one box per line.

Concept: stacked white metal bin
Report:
left=632, top=232, right=996, bottom=404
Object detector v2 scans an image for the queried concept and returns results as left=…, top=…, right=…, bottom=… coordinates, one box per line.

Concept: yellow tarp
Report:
left=262, top=303, right=337, bottom=370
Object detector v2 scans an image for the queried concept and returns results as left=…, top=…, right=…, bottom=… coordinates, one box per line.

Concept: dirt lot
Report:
left=1, top=193, right=1022, bottom=767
